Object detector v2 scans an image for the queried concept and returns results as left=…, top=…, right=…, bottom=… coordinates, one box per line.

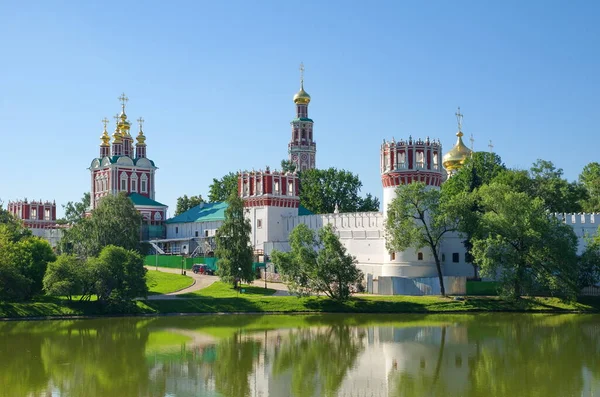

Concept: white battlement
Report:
left=554, top=213, right=600, bottom=226
left=286, top=211, right=385, bottom=235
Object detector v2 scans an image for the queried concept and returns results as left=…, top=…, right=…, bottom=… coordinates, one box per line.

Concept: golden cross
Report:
left=488, top=140, right=494, bottom=152
left=299, top=62, right=305, bottom=86
left=455, top=107, right=463, bottom=132
left=113, top=114, right=120, bottom=126
left=101, top=117, right=109, bottom=130
left=137, top=117, right=145, bottom=131
left=118, top=92, right=129, bottom=108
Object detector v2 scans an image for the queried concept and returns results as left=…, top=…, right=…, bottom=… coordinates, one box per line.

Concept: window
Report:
left=452, top=253, right=459, bottom=263
left=121, top=179, right=127, bottom=191
left=417, top=252, right=423, bottom=260
left=442, top=254, right=446, bottom=262
left=390, top=252, right=396, bottom=261
left=131, top=179, right=137, bottom=192
left=274, top=181, right=280, bottom=193
left=195, top=231, right=199, bottom=237
left=31, top=208, right=37, bottom=220
left=44, top=208, right=50, bottom=221
left=257, top=219, right=262, bottom=228
left=288, top=181, right=294, bottom=195
left=204, top=230, right=209, bottom=237
left=175, top=227, right=179, bottom=234
left=141, top=174, right=148, bottom=193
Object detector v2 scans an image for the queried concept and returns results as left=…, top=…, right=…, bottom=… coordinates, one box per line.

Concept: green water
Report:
left=0, top=313, right=598, bottom=397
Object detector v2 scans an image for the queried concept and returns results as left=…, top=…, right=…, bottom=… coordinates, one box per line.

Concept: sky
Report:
left=1, top=0, right=599, bottom=218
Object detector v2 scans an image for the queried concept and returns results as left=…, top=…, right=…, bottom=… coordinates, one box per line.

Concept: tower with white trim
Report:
left=288, top=63, right=316, bottom=171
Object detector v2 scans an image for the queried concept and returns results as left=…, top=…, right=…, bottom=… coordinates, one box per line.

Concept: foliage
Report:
left=272, top=224, right=363, bottom=301
left=60, top=192, right=90, bottom=224
left=527, top=159, right=586, bottom=213
left=0, top=223, right=55, bottom=301
left=0, top=206, right=31, bottom=241
left=93, top=245, right=148, bottom=307
left=577, top=241, right=600, bottom=290
left=174, top=194, right=204, bottom=216
left=579, top=162, right=600, bottom=212
left=43, top=255, right=89, bottom=301
left=214, top=193, right=254, bottom=286
left=441, top=152, right=506, bottom=277
left=281, top=159, right=297, bottom=173
left=299, top=167, right=380, bottom=214
left=60, top=193, right=142, bottom=257
left=385, top=182, right=457, bottom=295
left=471, top=183, right=580, bottom=300
left=208, top=172, right=239, bottom=203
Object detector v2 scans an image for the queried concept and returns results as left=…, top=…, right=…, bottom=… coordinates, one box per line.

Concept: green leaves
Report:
left=60, top=193, right=143, bottom=257
left=174, top=194, right=204, bottom=216
left=299, top=168, right=380, bottom=214
left=215, top=193, right=254, bottom=286
left=208, top=172, right=239, bottom=203
left=272, top=224, right=363, bottom=301
left=60, top=192, right=90, bottom=224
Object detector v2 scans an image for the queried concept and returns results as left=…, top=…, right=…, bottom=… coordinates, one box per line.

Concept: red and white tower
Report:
left=88, top=93, right=167, bottom=239
left=380, top=136, right=444, bottom=277
left=239, top=168, right=300, bottom=253
left=288, top=63, right=316, bottom=171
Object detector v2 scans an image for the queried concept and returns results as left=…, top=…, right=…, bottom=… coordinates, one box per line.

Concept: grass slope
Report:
left=146, top=270, right=194, bottom=295
left=1, top=281, right=599, bottom=319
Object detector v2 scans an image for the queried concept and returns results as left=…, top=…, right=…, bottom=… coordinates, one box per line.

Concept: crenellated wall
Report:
left=555, top=213, right=600, bottom=254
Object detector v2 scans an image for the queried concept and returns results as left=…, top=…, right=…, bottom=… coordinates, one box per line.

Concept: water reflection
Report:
left=0, top=314, right=598, bottom=397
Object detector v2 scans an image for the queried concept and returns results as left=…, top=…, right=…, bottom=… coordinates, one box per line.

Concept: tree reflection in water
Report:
left=271, top=325, right=365, bottom=397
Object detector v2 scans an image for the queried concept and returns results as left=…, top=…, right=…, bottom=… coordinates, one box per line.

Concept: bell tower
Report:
left=288, top=63, right=316, bottom=171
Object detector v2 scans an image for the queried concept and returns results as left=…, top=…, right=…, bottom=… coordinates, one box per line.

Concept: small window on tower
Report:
left=417, top=252, right=423, bottom=260
left=44, top=208, right=51, bottom=221
left=274, top=181, right=280, bottom=193
left=175, top=227, right=179, bottom=234
left=288, top=182, right=294, bottom=195
left=31, top=208, right=37, bottom=220
left=257, top=219, right=262, bottom=228
left=390, top=252, right=396, bottom=261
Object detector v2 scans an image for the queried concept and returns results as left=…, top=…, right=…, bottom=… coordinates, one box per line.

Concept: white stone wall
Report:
left=165, top=220, right=222, bottom=240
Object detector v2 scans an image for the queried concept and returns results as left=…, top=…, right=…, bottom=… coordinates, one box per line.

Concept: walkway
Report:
left=145, top=266, right=218, bottom=300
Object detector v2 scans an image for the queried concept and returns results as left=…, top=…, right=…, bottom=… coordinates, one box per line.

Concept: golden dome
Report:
left=100, top=131, right=110, bottom=147
left=293, top=83, right=311, bottom=104
left=136, top=130, right=146, bottom=145
left=442, top=131, right=472, bottom=171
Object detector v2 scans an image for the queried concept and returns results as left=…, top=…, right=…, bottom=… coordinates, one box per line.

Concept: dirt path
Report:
left=145, top=266, right=218, bottom=300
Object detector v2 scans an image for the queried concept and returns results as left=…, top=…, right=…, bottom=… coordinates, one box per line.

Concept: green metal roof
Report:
left=290, top=117, right=314, bottom=123
left=298, top=205, right=313, bottom=216
left=128, top=193, right=167, bottom=207
left=166, top=202, right=228, bottom=224
left=166, top=202, right=313, bottom=223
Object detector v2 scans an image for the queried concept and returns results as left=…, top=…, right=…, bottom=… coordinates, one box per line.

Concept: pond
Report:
left=0, top=313, right=598, bottom=396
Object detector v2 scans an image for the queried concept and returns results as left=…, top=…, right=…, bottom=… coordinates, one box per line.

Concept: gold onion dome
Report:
left=442, top=131, right=472, bottom=171
left=293, top=83, right=311, bottom=104
left=136, top=130, right=146, bottom=145
left=100, top=118, right=110, bottom=147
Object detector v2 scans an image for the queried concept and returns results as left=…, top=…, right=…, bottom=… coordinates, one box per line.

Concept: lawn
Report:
left=1, top=281, right=599, bottom=319
left=146, top=270, right=194, bottom=295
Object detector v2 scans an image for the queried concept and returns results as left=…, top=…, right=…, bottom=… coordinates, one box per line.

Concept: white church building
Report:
left=162, top=69, right=599, bottom=293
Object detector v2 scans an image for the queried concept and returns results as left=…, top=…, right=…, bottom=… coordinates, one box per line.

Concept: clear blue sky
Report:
left=1, top=0, right=599, bottom=217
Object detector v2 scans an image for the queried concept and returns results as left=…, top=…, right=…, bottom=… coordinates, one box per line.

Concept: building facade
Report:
left=6, top=199, right=63, bottom=247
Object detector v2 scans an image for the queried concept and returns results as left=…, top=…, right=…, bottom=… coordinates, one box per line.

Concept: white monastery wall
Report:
left=166, top=220, right=222, bottom=240
left=555, top=213, right=600, bottom=254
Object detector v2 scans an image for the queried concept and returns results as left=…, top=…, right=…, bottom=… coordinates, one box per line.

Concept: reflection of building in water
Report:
left=144, top=324, right=479, bottom=397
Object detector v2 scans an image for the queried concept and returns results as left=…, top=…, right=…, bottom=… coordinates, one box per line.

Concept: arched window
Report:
left=120, top=172, right=128, bottom=192
left=130, top=173, right=138, bottom=193
left=141, top=174, right=148, bottom=193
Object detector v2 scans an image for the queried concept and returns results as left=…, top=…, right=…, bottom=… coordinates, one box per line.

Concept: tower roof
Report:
left=442, top=107, right=472, bottom=171
left=293, top=62, right=311, bottom=104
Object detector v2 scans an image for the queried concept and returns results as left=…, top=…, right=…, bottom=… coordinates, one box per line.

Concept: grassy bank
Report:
left=0, top=282, right=599, bottom=319
left=146, top=270, right=194, bottom=295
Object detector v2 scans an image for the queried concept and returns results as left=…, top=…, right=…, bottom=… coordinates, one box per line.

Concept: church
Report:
left=159, top=66, right=599, bottom=293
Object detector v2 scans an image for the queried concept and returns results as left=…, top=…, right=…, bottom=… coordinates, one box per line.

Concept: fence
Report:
left=144, top=255, right=265, bottom=273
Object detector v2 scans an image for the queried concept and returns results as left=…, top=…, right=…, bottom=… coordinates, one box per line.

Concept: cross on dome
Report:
left=455, top=107, right=463, bottom=132
left=137, top=117, right=145, bottom=131
left=118, top=93, right=129, bottom=109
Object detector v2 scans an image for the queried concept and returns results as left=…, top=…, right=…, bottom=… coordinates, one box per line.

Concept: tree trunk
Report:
left=514, top=264, right=524, bottom=300
left=432, top=249, right=446, bottom=296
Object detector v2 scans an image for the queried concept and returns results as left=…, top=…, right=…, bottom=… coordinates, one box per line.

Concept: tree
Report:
left=0, top=223, right=55, bottom=301
left=299, top=168, right=380, bottom=214
left=0, top=205, right=31, bottom=241
left=441, top=152, right=506, bottom=278
left=174, top=194, right=204, bottom=216
left=527, top=159, right=586, bottom=213
left=280, top=159, right=297, bottom=173
left=579, top=162, right=600, bottom=212
left=214, top=193, right=254, bottom=286
left=272, top=223, right=363, bottom=301
left=93, top=245, right=148, bottom=306
left=43, top=254, right=87, bottom=301
left=208, top=172, right=239, bottom=203
left=60, top=193, right=142, bottom=257
left=385, top=182, right=457, bottom=296
left=60, top=192, right=90, bottom=224
left=471, top=183, right=580, bottom=300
